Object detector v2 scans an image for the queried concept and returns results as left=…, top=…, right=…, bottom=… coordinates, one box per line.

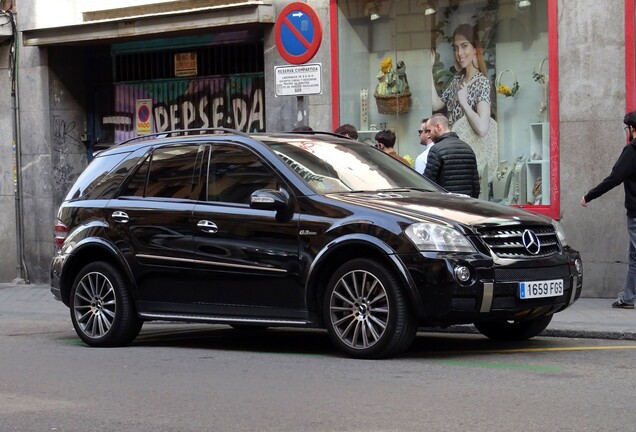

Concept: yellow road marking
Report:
left=429, top=345, right=636, bottom=356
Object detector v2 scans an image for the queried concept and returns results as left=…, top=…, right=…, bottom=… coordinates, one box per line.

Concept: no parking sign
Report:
left=274, top=2, right=323, bottom=65
left=136, top=99, right=153, bottom=135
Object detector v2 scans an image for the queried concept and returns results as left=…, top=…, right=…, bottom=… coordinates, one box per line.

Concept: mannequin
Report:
left=478, top=163, right=489, bottom=200
left=501, top=156, right=528, bottom=205
left=492, top=160, right=513, bottom=201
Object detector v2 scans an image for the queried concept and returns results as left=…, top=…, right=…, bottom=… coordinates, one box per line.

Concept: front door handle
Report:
left=197, top=220, right=218, bottom=234
left=112, top=211, right=129, bottom=223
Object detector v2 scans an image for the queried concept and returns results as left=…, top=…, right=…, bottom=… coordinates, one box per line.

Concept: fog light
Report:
left=575, top=258, right=583, bottom=275
left=454, top=265, right=471, bottom=283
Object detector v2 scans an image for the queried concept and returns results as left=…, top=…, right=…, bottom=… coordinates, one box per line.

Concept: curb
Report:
left=424, top=325, right=636, bottom=341
left=541, top=328, right=636, bottom=341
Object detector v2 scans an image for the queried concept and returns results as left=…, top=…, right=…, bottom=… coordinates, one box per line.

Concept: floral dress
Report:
left=441, top=72, right=497, bottom=189
left=441, top=72, right=491, bottom=125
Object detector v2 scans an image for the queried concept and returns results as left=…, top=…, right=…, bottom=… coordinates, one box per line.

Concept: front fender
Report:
left=305, top=233, right=423, bottom=315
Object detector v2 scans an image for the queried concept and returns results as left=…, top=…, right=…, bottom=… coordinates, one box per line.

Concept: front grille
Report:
left=478, top=225, right=560, bottom=258
left=495, top=265, right=570, bottom=281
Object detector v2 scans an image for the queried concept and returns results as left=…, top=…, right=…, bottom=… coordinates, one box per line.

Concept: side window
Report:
left=121, top=155, right=150, bottom=197
left=65, top=151, right=130, bottom=201
left=208, top=145, right=278, bottom=204
left=121, top=145, right=202, bottom=199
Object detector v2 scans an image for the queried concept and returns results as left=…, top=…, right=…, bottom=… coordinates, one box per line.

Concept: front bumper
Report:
left=401, top=249, right=583, bottom=326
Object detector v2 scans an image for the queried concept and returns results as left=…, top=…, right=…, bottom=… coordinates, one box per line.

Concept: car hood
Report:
left=328, top=190, right=550, bottom=229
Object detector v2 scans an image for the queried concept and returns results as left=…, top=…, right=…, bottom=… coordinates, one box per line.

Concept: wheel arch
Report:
left=305, top=234, right=423, bottom=326
left=59, top=238, right=136, bottom=306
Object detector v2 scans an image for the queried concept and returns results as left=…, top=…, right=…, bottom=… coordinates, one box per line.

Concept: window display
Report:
left=335, top=0, right=553, bottom=208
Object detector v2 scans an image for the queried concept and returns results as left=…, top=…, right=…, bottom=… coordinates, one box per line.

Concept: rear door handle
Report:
left=197, top=220, right=218, bottom=234
left=112, top=211, right=129, bottom=223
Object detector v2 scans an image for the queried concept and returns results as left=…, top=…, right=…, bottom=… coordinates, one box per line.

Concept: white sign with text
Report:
left=275, top=63, right=322, bottom=96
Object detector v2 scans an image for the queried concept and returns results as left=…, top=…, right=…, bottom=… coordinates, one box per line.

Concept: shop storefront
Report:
left=331, top=0, right=559, bottom=218
left=1, top=0, right=632, bottom=294
left=95, top=32, right=266, bottom=146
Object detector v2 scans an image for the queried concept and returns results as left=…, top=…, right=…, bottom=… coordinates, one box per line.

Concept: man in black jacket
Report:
left=424, top=113, right=480, bottom=198
left=581, top=111, right=636, bottom=309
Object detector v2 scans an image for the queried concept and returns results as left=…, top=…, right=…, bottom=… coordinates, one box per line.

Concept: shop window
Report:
left=334, top=0, right=554, bottom=212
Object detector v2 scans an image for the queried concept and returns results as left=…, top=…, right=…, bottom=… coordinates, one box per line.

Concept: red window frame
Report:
left=329, top=0, right=561, bottom=219
left=626, top=0, right=636, bottom=112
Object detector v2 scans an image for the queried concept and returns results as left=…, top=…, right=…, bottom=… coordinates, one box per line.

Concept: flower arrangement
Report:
left=532, top=71, right=547, bottom=84
left=533, top=58, right=548, bottom=84
left=375, top=57, right=410, bottom=97
left=374, top=56, right=411, bottom=115
left=495, top=69, right=519, bottom=98
left=533, top=58, right=549, bottom=117
left=403, top=154, right=415, bottom=167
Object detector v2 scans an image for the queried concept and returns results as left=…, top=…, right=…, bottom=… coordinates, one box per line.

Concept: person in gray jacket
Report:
left=424, top=113, right=480, bottom=198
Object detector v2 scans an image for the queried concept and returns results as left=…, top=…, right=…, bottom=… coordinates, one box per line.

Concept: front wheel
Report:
left=474, top=314, right=553, bottom=341
left=323, top=258, right=417, bottom=359
left=70, top=261, right=142, bottom=347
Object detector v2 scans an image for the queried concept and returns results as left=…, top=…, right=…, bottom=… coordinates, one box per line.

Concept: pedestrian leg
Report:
left=621, top=217, right=636, bottom=303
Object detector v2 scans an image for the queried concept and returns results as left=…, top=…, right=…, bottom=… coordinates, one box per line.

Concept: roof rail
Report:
left=117, top=128, right=252, bottom=146
left=286, top=130, right=356, bottom=140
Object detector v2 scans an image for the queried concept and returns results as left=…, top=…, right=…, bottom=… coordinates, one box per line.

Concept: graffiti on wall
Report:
left=51, top=115, right=82, bottom=152
left=104, top=75, right=265, bottom=143
left=50, top=114, right=85, bottom=196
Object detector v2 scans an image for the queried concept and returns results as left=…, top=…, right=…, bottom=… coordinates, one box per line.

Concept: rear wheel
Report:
left=323, top=258, right=417, bottom=359
left=70, top=262, right=142, bottom=347
left=474, top=314, right=553, bottom=341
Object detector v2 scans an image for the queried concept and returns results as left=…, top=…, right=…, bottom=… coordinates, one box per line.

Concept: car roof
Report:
left=96, top=129, right=357, bottom=158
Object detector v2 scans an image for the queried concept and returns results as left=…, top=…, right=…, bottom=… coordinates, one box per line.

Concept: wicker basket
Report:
left=374, top=92, right=411, bottom=115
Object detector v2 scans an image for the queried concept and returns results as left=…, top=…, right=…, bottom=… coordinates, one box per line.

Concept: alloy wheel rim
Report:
left=329, top=270, right=389, bottom=350
left=73, top=272, right=117, bottom=338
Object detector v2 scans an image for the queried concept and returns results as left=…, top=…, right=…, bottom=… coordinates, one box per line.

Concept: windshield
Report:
left=265, top=137, right=441, bottom=194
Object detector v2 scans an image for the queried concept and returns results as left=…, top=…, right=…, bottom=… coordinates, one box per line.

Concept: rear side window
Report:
left=121, top=145, right=203, bottom=199
left=64, top=152, right=131, bottom=201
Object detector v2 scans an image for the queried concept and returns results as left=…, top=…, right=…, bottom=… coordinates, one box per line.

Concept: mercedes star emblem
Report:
left=522, top=229, right=541, bottom=255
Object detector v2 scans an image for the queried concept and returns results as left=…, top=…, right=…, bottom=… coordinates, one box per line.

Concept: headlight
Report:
left=405, top=223, right=476, bottom=253
left=552, top=220, right=568, bottom=246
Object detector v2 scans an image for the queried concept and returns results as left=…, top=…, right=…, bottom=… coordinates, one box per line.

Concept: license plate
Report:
left=519, top=279, right=564, bottom=299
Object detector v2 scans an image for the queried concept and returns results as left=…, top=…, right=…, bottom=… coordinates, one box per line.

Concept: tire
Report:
left=474, top=314, right=553, bottom=341
left=70, top=261, right=142, bottom=347
left=323, top=258, right=417, bottom=359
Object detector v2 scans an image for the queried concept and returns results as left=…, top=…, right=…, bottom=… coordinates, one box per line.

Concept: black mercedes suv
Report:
left=51, top=129, right=583, bottom=359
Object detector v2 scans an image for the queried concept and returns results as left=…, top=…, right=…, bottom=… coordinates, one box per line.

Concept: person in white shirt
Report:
left=414, top=118, right=434, bottom=174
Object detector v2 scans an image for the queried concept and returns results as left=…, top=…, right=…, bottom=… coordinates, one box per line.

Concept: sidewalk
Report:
left=2, top=283, right=636, bottom=340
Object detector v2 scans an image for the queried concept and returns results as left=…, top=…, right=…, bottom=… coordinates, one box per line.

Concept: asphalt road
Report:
left=2, top=305, right=636, bottom=432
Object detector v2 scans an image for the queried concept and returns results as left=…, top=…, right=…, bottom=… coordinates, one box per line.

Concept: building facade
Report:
left=0, top=0, right=630, bottom=298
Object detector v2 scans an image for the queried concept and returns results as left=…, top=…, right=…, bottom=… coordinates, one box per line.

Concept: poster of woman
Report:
left=431, top=23, right=498, bottom=188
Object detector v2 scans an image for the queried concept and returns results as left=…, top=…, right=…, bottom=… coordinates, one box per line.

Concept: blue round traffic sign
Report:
left=274, top=2, right=323, bottom=65
left=138, top=104, right=150, bottom=122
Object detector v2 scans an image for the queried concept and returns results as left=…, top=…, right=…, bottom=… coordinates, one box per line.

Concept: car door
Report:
left=190, top=143, right=303, bottom=316
left=105, top=143, right=205, bottom=306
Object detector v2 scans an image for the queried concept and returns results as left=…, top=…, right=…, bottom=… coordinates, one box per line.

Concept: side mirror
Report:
left=250, top=189, right=288, bottom=211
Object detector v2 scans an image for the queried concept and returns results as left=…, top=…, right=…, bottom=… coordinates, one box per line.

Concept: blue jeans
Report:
left=623, top=217, right=636, bottom=304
